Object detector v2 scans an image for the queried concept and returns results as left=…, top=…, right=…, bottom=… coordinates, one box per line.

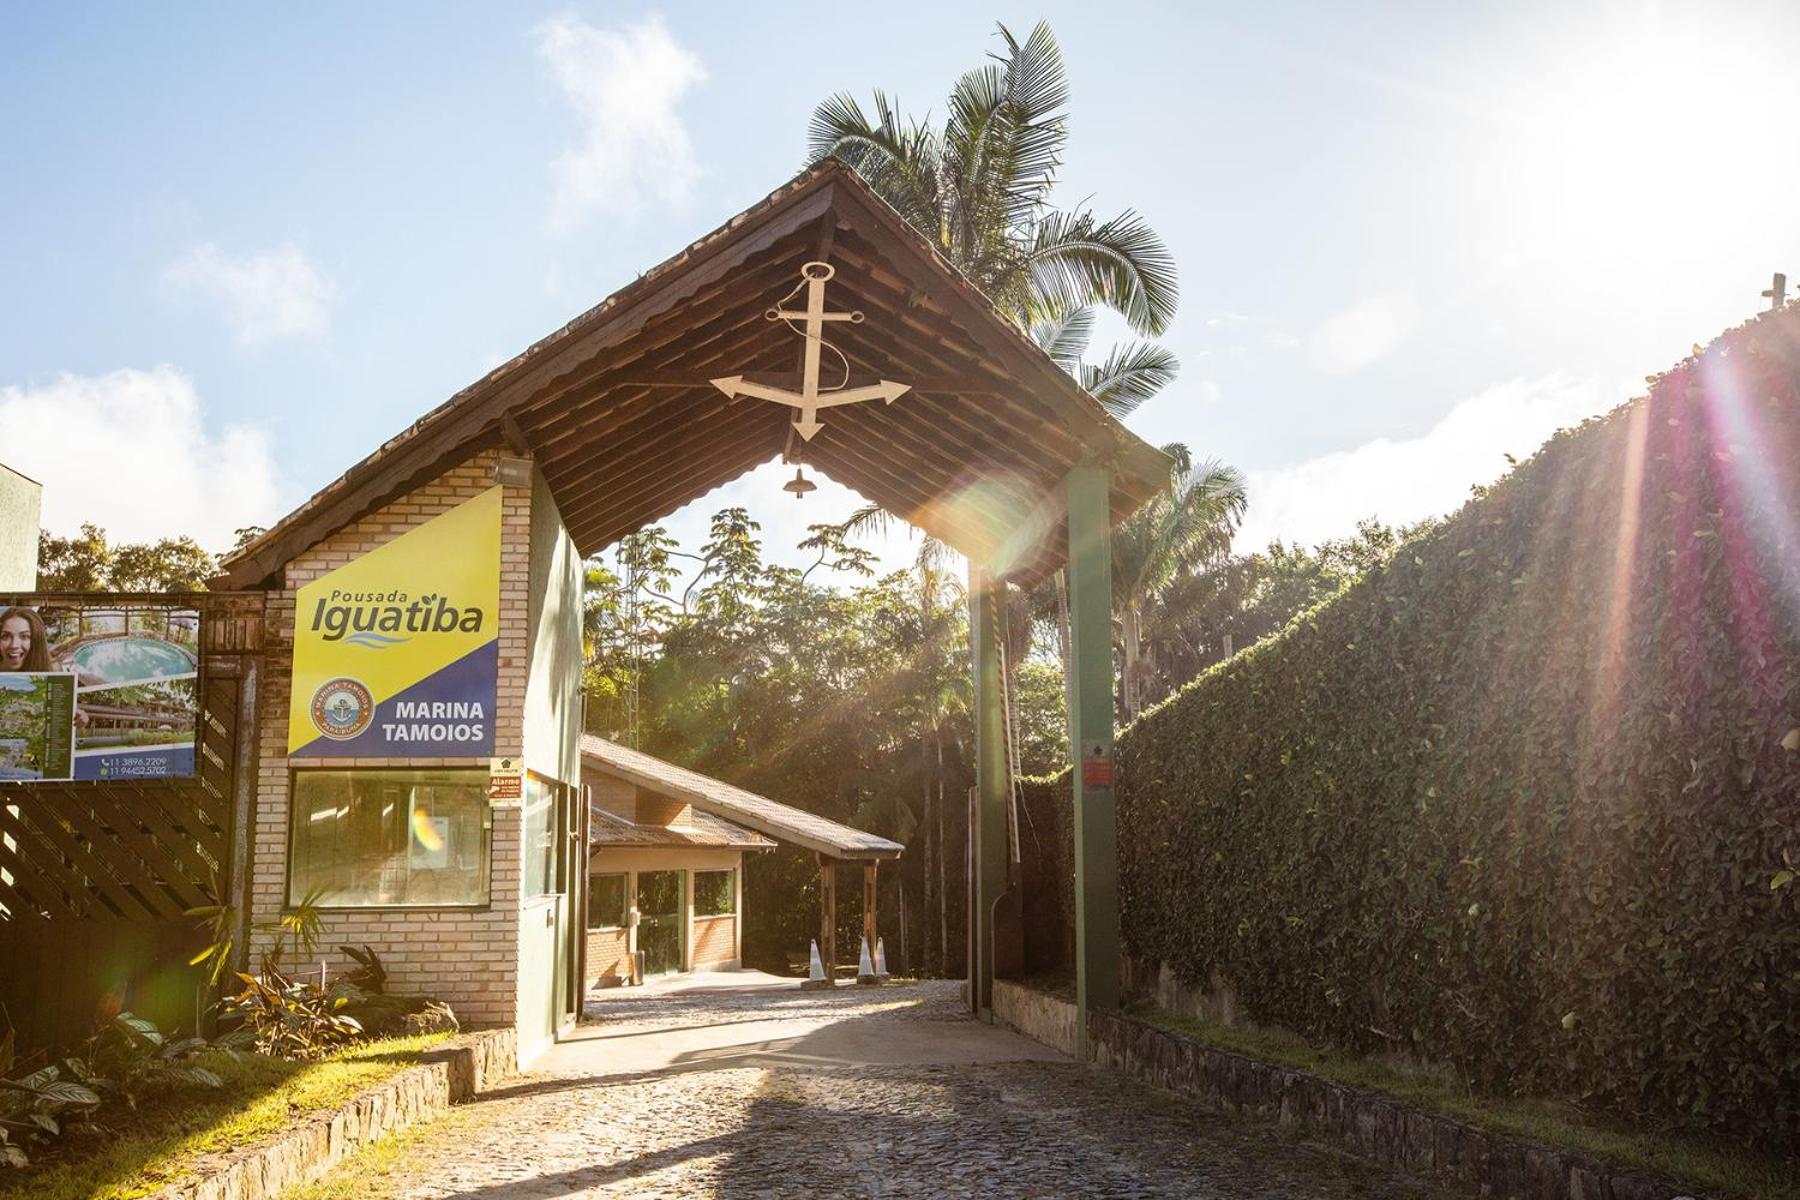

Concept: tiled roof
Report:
left=580, top=734, right=904, bottom=860
left=589, top=806, right=773, bottom=850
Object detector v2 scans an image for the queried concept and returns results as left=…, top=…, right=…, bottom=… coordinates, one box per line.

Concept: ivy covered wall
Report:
left=1021, top=306, right=1800, bottom=1149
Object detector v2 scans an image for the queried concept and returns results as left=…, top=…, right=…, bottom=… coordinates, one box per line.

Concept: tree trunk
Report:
left=935, top=729, right=948, bottom=978
left=1121, top=603, right=1142, bottom=721
left=897, top=878, right=907, bottom=976
left=1055, top=569, right=1074, bottom=723
left=921, top=737, right=936, bottom=977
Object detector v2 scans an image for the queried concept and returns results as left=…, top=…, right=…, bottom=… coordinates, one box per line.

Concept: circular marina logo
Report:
left=310, top=677, right=374, bottom=740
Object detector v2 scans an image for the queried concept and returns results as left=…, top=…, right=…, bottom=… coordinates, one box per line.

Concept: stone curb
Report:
left=996, top=982, right=1702, bottom=1200
left=147, top=1027, right=518, bottom=1200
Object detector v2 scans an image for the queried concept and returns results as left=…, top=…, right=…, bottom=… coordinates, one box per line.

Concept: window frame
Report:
left=522, top=771, right=576, bottom=900
left=693, top=867, right=736, bottom=917
left=284, top=765, right=494, bottom=912
left=587, top=871, right=629, bottom=931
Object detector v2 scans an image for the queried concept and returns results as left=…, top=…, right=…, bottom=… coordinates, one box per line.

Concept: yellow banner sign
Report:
left=287, top=486, right=501, bottom=756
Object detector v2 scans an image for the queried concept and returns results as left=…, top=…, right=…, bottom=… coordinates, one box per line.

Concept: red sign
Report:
left=1081, top=756, right=1115, bottom=787
left=487, top=756, right=523, bottom=802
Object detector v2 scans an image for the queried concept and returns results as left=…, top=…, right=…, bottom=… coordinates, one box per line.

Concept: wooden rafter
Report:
left=217, top=161, right=1172, bottom=590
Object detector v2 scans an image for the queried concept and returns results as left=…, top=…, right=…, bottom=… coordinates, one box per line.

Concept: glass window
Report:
left=523, top=775, right=568, bottom=898
left=288, top=770, right=490, bottom=907
left=588, top=872, right=627, bottom=930
left=695, top=868, right=735, bottom=916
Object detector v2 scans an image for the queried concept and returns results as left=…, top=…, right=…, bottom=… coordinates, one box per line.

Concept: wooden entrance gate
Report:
left=0, top=592, right=263, bottom=1049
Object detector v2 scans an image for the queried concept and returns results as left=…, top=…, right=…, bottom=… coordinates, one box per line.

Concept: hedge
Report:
left=1021, top=305, right=1800, bottom=1150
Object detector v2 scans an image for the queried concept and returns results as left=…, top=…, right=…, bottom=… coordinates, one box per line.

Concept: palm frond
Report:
left=1113, top=448, right=1246, bottom=600
left=808, top=90, right=942, bottom=237
left=1031, top=307, right=1096, bottom=371
left=1024, top=208, right=1179, bottom=336
left=979, top=21, right=1069, bottom=229
left=1080, top=340, right=1179, bottom=418
left=837, top=503, right=905, bottom=541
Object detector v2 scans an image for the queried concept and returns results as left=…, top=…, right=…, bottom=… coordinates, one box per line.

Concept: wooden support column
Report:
left=225, top=655, right=260, bottom=982
left=862, top=860, right=878, bottom=958
left=968, top=565, right=1008, bottom=1018
left=818, top=853, right=838, bottom=983
left=1067, top=464, right=1120, bottom=1049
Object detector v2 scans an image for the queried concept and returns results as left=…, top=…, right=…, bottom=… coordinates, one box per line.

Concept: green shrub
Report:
left=1024, top=307, right=1800, bottom=1150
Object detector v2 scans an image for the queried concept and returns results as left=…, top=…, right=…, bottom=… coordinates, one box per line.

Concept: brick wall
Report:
left=588, top=773, right=636, bottom=822
left=634, top=791, right=692, bottom=828
left=693, top=914, right=736, bottom=967
left=585, top=927, right=630, bottom=981
left=248, top=452, right=531, bottom=1026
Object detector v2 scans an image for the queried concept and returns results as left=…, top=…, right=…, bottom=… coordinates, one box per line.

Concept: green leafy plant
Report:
left=336, top=945, right=388, bottom=994
left=189, top=880, right=332, bottom=988
left=0, top=1061, right=99, bottom=1169
left=77, top=1013, right=226, bottom=1109
left=193, top=884, right=370, bottom=1060
left=0, top=1011, right=228, bottom=1170
left=221, top=964, right=363, bottom=1061
left=1021, top=307, right=1800, bottom=1152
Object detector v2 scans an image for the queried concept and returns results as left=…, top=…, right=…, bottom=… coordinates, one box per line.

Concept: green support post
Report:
left=1066, top=464, right=1120, bottom=1047
left=968, top=565, right=1009, bottom=1019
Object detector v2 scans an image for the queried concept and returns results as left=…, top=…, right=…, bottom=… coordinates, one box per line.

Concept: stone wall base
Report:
left=149, top=1028, right=520, bottom=1200
left=992, top=980, right=1079, bottom=1057
left=992, top=983, right=1699, bottom=1200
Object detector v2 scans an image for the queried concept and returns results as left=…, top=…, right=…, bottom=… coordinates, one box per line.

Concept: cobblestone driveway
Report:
left=303, top=981, right=1445, bottom=1199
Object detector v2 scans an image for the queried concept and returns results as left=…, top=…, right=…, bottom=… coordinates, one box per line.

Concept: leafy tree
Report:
left=1149, top=518, right=1413, bottom=694
left=37, top=526, right=217, bottom=592
left=583, top=505, right=975, bottom=978
left=1012, top=656, right=1069, bottom=776
left=37, top=525, right=112, bottom=592
left=1112, top=445, right=1247, bottom=720
left=110, top=538, right=218, bottom=591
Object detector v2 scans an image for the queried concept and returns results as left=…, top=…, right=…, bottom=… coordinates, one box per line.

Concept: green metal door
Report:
left=636, top=870, right=684, bottom=975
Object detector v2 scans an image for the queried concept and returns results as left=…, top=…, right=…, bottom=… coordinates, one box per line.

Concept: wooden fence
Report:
left=0, top=592, right=262, bottom=1049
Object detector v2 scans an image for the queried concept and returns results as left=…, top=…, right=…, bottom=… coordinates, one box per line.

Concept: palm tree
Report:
left=808, top=21, right=1179, bottom=398
left=1112, top=447, right=1247, bottom=721
left=813, top=18, right=1206, bottom=738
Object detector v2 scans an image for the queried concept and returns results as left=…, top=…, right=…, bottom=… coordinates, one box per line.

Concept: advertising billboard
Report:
left=0, top=604, right=202, bottom=781
left=287, top=485, right=501, bottom=757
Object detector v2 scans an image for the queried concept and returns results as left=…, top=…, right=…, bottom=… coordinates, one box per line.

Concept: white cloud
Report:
left=1234, top=375, right=1611, bottom=552
left=0, top=367, right=282, bottom=551
left=536, top=12, right=706, bottom=229
left=166, top=242, right=337, bottom=346
left=1307, top=293, right=1420, bottom=374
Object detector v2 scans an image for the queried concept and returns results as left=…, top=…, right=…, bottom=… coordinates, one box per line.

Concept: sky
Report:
left=3, top=1, right=1797, bottom=580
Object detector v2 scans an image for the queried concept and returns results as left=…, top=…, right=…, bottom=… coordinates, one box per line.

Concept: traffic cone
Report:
left=857, top=936, right=880, bottom=985
left=801, top=939, right=832, bottom=989
left=874, top=936, right=889, bottom=979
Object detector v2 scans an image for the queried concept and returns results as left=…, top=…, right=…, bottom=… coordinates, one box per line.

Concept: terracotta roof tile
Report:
left=581, top=734, right=903, bottom=860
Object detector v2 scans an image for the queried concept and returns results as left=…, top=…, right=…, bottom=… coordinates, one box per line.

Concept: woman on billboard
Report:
left=0, top=606, right=51, bottom=672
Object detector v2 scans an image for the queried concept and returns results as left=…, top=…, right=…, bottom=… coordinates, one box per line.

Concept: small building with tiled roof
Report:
left=581, top=734, right=901, bottom=986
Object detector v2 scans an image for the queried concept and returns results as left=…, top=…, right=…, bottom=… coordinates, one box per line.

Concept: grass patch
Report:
left=1131, top=1005, right=1798, bottom=1200
left=0, top=1033, right=454, bottom=1200
left=283, top=1105, right=482, bottom=1200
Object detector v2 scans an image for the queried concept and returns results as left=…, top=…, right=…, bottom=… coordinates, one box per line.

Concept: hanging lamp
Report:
left=782, top=467, right=817, bottom=499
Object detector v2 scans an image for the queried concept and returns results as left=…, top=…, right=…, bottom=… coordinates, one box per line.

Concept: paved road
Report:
left=305, top=979, right=1445, bottom=1199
